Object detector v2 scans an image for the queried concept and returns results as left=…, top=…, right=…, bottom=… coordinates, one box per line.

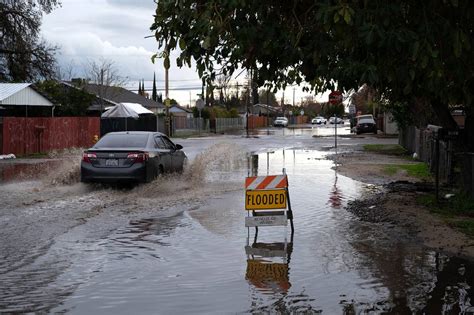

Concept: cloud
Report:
left=106, top=0, right=156, bottom=9
left=41, top=0, right=201, bottom=86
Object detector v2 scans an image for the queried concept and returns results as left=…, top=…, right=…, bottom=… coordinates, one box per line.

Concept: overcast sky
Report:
left=41, top=0, right=328, bottom=106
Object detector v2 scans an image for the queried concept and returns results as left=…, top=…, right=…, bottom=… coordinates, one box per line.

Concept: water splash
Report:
left=132, top=142, right=247, bottom=200
left=186, top=142, right=247, bottom=184
left=45, top=158, right=81, bottom=186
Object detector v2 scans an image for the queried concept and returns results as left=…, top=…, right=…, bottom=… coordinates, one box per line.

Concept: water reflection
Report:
left=311, top=123, right=351, bottom=137
left=423, top=256, right=474, bottom=314
left=347, top=220, right=474, bottom=314
left=328, top=168, right=343, bottom=209
left=245, top=236, right=293, bottom=294
left=0, top=160, right=62, bottom=182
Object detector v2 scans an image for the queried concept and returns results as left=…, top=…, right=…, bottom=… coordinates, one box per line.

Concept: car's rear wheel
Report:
left=145, top=165, right=161, bottom=183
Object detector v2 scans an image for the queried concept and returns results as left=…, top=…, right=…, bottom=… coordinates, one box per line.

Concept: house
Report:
left=71, top=81, right=165, bottom=115
left=60, top=81, right=116, bottom=113
left=0, top=83, right=100, bottom=155
left=169, top=104, right=193, bottom=118
left=251, top=103, right=281, bottom=116
left=0, top=83, right=54, bottom=116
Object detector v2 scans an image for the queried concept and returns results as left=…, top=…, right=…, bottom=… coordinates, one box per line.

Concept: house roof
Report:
left=169, top=104, right=193, bottom=113
left=0, top=83, right=31, bottom=100
left=80, top=83, right=165, bottom=111
left=0, top=83, right=54, bottom=106
left=253, top=103, right=280, bottom=112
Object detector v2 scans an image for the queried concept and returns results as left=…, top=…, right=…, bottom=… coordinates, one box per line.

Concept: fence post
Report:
left=435, top=134, right=440, bottom=202
left=464, top=153, right=474, bottom=198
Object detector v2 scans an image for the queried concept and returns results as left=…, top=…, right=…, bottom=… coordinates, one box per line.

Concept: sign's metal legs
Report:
left=286, top=188, right=294, bottom=235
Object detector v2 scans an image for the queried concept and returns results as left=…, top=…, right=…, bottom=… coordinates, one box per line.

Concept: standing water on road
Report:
left=0, top=142, right=473, bottom=314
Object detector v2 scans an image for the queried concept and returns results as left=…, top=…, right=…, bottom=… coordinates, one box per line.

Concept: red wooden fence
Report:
left=248, top=116, right=268, bottom=129
left=2, top=117, right=100, bottom=155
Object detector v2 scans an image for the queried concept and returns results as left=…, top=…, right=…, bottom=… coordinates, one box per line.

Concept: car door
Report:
left=162, top=136, right=185, bottom=171
left=153, top=135, right=172, bottom=172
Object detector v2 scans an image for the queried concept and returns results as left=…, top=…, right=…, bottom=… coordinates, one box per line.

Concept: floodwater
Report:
left=251, top=122, right=352, bottom=138
left=0, top=134, right=473, bottom=314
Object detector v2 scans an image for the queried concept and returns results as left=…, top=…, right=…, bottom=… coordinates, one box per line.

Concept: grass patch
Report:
left=417, top=194, right=439, bottom=209
left=16, top=152, right=48, bottom=158
left=417, top=192, right=474, bottom=237
left=383, top=165, right=398, bottom=176
left=418, top=192, right=474, bottom=215
left=383, top=163, right=432, bottom=180
left=363, top=144, right=407, bottom=155
left=452, top=220, right=474, bottom=237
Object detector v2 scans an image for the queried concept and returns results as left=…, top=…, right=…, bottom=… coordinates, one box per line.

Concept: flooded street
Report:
left=0, top=126, right=473, bottom=314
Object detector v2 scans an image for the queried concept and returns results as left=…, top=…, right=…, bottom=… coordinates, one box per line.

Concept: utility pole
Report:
left=266, top=89, right=270, bottom=134
left=99, top=68, right=104, bottom=112
left=292, top=87, right=295, bottom=107
left=165, top=66, right=169, bottom=100
left=165, top=47, right=171, bottom=136
left=246, top=69, right=252, bottom=137
left=234, top=82, right=239, bottom=99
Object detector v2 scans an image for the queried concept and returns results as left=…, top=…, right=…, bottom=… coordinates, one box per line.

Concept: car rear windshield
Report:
left=95, top=134, right=149, bottom=148
left=358, top=118, right=375, bottom=124
left=276, top=117, right=287, bottom=120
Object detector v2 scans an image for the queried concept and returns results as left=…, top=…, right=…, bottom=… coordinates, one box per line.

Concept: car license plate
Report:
left=105, top=159, right=119, bottom=166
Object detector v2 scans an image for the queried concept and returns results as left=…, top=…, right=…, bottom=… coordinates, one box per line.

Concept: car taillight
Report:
left=82, top=152, right=97, bottom=163
left=127, top=152, right=149, bottom=163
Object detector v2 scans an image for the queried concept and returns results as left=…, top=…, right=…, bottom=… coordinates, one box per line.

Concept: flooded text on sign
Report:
left=245, top=189, right=287, bottom=210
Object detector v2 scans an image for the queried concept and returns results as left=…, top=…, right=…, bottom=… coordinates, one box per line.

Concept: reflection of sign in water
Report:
left=245, top=189, right=287, bottom=210
left=246, top=260, right=289, bottom=283
left=329, top=171, right=342, bottom=208
left=245, top=240, right=293, bottom=292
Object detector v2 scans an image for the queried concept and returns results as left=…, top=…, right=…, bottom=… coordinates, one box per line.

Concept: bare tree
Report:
left=85, top=58, right=128, bottom=111
left=86, top=58, right=127, bottom=87
left=54, top=60, right=78, bottom=81
left=215, top=73, right=232, bottom=103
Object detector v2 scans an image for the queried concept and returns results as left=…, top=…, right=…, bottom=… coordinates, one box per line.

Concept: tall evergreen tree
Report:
left=152, top=72, right=157, bottom=101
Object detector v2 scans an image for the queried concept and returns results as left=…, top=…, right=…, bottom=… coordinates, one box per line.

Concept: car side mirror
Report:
left=175, top=144, right=183, bottom=150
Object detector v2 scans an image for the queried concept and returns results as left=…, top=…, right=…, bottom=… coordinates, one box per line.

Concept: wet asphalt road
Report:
left=0, top=124, right=473, bottom=314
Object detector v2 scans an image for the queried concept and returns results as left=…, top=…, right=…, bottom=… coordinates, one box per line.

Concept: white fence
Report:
left=215, top=117, right=244, bottom=133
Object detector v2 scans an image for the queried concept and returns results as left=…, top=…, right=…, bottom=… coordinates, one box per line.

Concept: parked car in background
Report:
left=311, top=116, right=327, bottom=124
left=355, top=114, right=374, bottom=122
left=355, top=116, right=377, bottom=134
left=81, top=131, right=186, bottom=183
left=329, top=116, right=344, bottom=124
left=273, top=116, right=288, bottom=127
